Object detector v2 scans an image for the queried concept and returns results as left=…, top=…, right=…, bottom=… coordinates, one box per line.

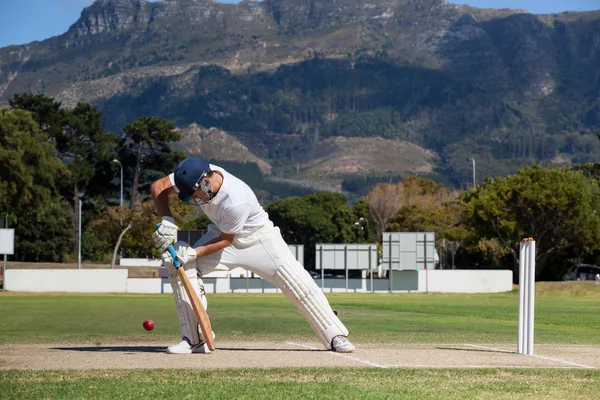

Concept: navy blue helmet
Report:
left=173, top=157, right=212, bottom=201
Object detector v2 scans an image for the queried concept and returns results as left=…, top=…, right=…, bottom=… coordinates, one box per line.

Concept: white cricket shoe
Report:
left=166, top=337, right=211, bottom=354
left=331, top=335, right=355, bottom=353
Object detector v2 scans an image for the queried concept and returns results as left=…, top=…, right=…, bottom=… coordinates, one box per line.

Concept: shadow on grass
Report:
left=51, top=346, right=319, bottom=353
left=51, top=346, right=166, bottom=353
left=436, top=346, right=514, bottom=354
left=218, top=347, right=321, bottom=352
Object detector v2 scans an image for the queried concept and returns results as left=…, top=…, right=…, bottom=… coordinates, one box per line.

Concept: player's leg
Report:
left=166, top=227, right=222, bottom=354
left=235, top=224, right=355, bottom=352
left=270, top=258, right=355, bottom=352
left=166, top=240, right=211, bottom=354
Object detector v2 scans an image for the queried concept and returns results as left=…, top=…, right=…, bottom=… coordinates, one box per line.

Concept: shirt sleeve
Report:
left=168, top=173, right=179, bottom=194
left=219, top=203, right=251, bottom=234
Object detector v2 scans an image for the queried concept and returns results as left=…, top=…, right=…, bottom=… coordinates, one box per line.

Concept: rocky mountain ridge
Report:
left=1, top=0, right=599, bottom=192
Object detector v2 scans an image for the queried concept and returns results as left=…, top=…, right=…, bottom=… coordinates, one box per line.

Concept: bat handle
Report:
left=156, top=223, right=181, bottom=268
left=167, top=244, right=182, bottom=268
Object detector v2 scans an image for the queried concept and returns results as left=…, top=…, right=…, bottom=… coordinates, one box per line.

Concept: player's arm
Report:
left=150, top=176, right=179, bottom=252
left=196, top=232, right=236, bottom=257
left=150, top=175, right=177, bottom=217
left=195, top=203, right=249, bottom=257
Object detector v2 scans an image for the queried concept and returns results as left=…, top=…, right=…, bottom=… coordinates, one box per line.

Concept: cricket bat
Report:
left=164, top=239, right=216, bottom=351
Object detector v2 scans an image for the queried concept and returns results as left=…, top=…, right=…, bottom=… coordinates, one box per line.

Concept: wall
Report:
left=5, top=269, right=513, bottom=294
left=417, top=270, right=513, bottom=293
left=120, top=258, right=162, bottom=267
left=5, top=270, right=128, bottom=292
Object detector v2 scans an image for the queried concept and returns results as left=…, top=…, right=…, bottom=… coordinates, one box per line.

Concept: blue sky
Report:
left=0, top=0, right=598, bottom=48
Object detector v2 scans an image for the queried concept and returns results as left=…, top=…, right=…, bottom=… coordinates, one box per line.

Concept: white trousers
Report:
left=192, top=221, right=349, bottom=349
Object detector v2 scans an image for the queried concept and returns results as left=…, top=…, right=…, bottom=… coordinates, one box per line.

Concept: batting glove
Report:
left=161, top=249, right=175, bottom=267
left=153, top=217, right=178, bottom=253
left=162, top=245, right=197, bottom=267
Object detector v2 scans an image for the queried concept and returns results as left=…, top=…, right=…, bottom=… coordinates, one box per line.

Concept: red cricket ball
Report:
left=143, top=320, right=155, bottom=331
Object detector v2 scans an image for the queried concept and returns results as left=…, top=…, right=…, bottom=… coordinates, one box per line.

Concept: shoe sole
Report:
left=333, top=348, right=355, bottom=353
left=166, top=349, right=192, bottom=354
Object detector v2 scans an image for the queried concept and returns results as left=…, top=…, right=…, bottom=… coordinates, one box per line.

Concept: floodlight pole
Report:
left=468, top=157, right=476, bottom=189
left=78, top=193, right=84, bottom=270
left=2, top=216, right=7, bottom=291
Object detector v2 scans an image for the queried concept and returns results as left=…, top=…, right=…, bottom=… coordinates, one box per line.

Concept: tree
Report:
left=574, top=162, right=600, bottom=180
left=365, top=183, right=403, bottom=241
left=9, top=93, right=64, bottom=138
left=88, top=202, right=159, bottom=261
left=16, top=200, right=75, bottom=262
left=267, top=191, right=361, bottom=269
left=10, top=95, right=120, bottom=256
left=440, top=202, right=471, bottom=270
left=87, top=196, right=198, bottom=263
left=463, top=165, right=600, bottom=280
left=58, top=103, right=116, bottom=255
left=386, top=177, right=467, bottom=268
left=400, top=176, right=458, bottom=207
left=119, top=116, right=184, bottom=207
left=0, top=106, right=72, bottom=261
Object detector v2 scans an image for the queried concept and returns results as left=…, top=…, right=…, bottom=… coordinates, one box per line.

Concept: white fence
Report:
left=5, top=269, right=512, bottom=294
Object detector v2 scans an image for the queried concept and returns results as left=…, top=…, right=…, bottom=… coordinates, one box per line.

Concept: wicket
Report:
left=518, top=238, right=536, bottom=355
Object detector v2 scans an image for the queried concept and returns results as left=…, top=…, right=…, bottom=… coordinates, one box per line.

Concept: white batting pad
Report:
left=168, top=241, right=208, bottom=345
left=272, top=261, right=349, bottom=349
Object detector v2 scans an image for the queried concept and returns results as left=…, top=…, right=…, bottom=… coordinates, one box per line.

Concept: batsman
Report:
left=150, top=157, right=355, bottom=354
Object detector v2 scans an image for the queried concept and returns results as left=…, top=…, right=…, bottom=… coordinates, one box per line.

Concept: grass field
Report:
left=0, top=282, right=599, bottom=399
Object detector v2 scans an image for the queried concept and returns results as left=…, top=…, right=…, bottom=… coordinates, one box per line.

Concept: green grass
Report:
left=0, top=283, right=599, bottom=399
left=0, top=369, right=599, bottom=400
left=0, top=285, right=598, bottom=345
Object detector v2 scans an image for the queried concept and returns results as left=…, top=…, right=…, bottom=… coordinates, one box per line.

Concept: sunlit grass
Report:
left=1, top=368, right=599, bottom=400
left=1, top=283, right=599, bottom=399
left=0, top=282, right=598, bottom=345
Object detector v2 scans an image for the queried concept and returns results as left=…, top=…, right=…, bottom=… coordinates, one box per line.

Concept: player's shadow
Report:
left=218, top=347, right=320, bottom=352
left=51, top=346, right=165, bottom=353
left=51, top=346, right=318, bottom=353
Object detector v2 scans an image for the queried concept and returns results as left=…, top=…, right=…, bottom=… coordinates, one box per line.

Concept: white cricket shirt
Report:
left=169, top=164, right=269, bottom=235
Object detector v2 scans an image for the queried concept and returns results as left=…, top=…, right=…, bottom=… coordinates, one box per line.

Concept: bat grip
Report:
left=156, top=223, right=181, bottom=268
left=167, top=244, right=182, bottom=268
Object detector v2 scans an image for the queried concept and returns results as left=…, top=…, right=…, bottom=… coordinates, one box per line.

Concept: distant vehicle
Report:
left=308, top=272, right=345, bottom=279
left=563, top=264, right=600, bottom=281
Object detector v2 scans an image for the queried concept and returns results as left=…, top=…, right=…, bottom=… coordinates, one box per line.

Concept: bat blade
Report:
left=177, top=265, right=216, bottom=351
left=156, top=225, right=216, bottom=352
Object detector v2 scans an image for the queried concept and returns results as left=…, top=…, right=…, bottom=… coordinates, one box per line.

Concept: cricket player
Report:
left=150, top=157, right=355, bottom=354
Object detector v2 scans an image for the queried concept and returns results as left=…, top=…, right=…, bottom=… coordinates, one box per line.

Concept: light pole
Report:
left=467, top=157, right=476, bottom=189
left=354, top=217, right=365, bottom=231
left=77, top=192, right=84, bottom=270
left=354, top=217, right=365, bottom=242
left=113, top=159, right=123, bottom=225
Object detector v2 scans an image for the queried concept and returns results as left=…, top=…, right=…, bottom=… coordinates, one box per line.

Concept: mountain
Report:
left=1, top=0, right=600, bottom=193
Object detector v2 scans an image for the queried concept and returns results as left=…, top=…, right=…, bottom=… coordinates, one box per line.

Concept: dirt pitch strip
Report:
left=1, top=342, right=598, bottom=370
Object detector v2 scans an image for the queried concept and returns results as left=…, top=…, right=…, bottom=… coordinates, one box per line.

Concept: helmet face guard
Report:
left=192, top=171, right=215, bottom=205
